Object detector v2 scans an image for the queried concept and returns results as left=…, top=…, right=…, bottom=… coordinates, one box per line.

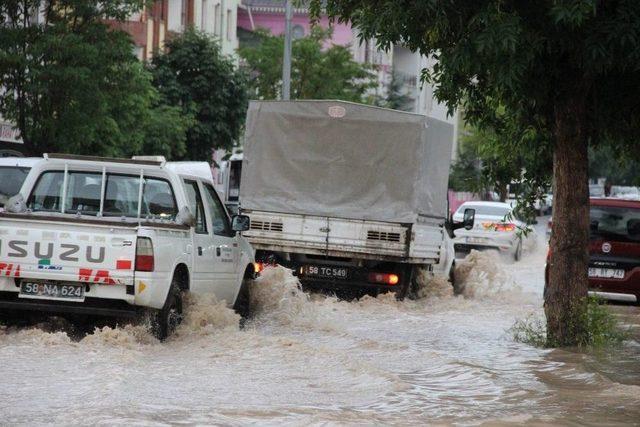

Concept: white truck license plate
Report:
left=588, top=268, right=625, bottom=279
left=19, top=282, right=86, bottom=302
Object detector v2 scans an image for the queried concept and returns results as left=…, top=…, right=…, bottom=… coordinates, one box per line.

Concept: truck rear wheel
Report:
left=150, top=278, right=183, bottom=341
left=395, top=265, right=415, bottom=301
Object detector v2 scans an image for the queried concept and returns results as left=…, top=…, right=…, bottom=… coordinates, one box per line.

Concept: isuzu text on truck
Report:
left=0, top=154, right=255, bottom=339
left=239, top=100, right=474, bottom=298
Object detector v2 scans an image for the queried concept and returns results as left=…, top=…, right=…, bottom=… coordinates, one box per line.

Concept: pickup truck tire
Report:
left=233, top=275, right=253, bottom=325
left=150, top=279, right=184, bottom=341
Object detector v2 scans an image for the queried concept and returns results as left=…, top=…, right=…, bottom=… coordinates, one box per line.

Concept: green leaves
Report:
left=0, top=0, right=188, bottom=158
left=149, top=28, right=248, bottom=161
left=239, top=27, right=377, bottom=102
left=550, top=0, right=597, bottom=28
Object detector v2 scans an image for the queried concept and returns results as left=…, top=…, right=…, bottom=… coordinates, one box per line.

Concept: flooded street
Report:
left=1, top=228, right=639, bottom=426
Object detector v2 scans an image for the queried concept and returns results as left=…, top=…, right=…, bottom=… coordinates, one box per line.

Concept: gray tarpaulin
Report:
left=240, top=100, right=453, bottom=224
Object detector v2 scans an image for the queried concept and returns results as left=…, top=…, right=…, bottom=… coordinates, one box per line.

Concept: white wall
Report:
left=193, top=0, right=239, bottom=58
left=391, top=45, right=459, bottom=161
left=167, top=0, right=184, bottom=33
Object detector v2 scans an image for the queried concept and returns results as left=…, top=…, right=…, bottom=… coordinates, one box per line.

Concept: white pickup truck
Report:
left=240, top=100, right=474, bottom=298
left=0, top=154, right=255, bottom=339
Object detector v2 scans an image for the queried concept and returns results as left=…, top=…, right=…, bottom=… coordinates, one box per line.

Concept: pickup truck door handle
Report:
left=198, top=246, right=203, bottom=256
left=216, top=246, right=221, bottom=256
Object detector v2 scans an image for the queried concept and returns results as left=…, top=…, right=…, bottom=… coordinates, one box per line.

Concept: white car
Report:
left=452, top=201, right=526, bottom=261
left=0, top=154, right=256, bottom=339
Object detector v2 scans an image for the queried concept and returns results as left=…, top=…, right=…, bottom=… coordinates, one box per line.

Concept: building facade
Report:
left=109, top=0, right=240, bottom=60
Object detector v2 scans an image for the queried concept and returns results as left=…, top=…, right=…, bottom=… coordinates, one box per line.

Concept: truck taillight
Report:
left=368, top=272, right=400, bottom=285
left=135, top=237, right=154, bottom=272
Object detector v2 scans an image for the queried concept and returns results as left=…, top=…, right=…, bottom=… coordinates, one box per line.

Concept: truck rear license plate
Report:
left=588, top=268, right=625, bottom=279
left=303, top=265, right=349, bottom=279
left=19, top=282, right=85, bottom=302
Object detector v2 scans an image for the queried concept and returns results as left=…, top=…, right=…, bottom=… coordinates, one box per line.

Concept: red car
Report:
left=546, top=198, right=640, bottom=304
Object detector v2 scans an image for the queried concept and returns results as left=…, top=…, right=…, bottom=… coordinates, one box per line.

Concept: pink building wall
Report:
left=238, top=9, right=354, bottom=46
left=448, top=190, right=481, bottom=215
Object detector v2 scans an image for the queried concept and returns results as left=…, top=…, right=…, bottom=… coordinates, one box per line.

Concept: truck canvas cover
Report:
left=240, top=100, right=454, bottom=224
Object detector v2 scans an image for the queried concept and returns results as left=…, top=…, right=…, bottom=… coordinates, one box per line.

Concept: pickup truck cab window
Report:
left=184, top=180, right=207, bottom=233
left=203, top=183, right=233, bottom=236
left=103, top=174, right=139, bottom=216
left=103, top=175, right=177, bottom=219
left=67, top=172, right=102, bottom=215
left=28, top=170, right=178, bottom=219
left=28, top=170, right=64, bottom=212
left=0, top=165, right=31, bottom=207
left=28, top=171, right=102, bottom=214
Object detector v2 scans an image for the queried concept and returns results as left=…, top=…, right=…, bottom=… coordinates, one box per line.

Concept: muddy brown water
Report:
left=1, top=232, right=638, bottom=425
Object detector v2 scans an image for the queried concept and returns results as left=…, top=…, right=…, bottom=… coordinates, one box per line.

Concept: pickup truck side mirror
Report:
left=232, top=214, right=250, bottom=232
left=176, top=206, right=196, bottom=227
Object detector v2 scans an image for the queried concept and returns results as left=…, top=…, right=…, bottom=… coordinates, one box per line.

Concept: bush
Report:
left=510, top=297, right=627, bottom=348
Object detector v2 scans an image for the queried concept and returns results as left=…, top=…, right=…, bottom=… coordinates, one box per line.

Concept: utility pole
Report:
left=282, top=0, right=293, bottom=100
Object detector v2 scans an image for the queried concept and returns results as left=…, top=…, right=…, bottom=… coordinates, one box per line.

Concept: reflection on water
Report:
left=0, top=234, right=638, bottom=425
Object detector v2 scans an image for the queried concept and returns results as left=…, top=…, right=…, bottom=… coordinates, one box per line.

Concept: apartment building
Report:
left=109, top=0, right=239, bottom=60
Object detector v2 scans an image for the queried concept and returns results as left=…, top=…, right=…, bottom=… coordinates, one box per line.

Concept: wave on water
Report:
left=454, top=250, right=523, bottom=300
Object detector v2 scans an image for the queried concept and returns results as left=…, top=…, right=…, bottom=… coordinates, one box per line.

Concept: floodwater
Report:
left=1, top=228, right=639, bottom=425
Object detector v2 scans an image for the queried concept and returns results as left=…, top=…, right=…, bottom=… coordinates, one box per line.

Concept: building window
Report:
left=201, top=0, right=209, bottom=31
left=181, top=0, right=188, bottom=30
left=214, top=4, right=221, bottom=36
left=292, top=25, right=305, bottom=40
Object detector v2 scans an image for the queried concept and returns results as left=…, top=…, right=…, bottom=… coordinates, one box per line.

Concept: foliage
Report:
left=511, top=297, right=627, bottom=349
left=589, top=145, right=640, bottom=186
left=450, top=110, right=552, bottom=207
left=377, top=70, right=414, bottom=111
left=0, top=0, right=188, bottom=159
left=313, top=0, right=640, bottom=145
left=447, top=136, right=482, bottom=193
left=0, top=0, right=160, bottom=156
left=141, top=104, right=192, bottom=160
left=239, top=27, right=377, bottom=102
left=149, top=28, right=248, bottom=161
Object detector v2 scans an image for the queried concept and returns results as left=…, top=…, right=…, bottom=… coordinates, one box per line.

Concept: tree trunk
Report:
left=498, top=182, right=508, bottom=202
left=544, top=93, right=590, bottom=346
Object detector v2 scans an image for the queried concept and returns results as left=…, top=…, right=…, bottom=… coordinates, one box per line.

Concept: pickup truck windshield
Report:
left=0, top=166, right=31, bottom=207
left=28, top=170, right=177, bottom=219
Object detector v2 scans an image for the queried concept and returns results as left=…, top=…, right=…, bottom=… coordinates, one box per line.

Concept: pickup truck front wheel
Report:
left=150, top=280, right=183, bottom=341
